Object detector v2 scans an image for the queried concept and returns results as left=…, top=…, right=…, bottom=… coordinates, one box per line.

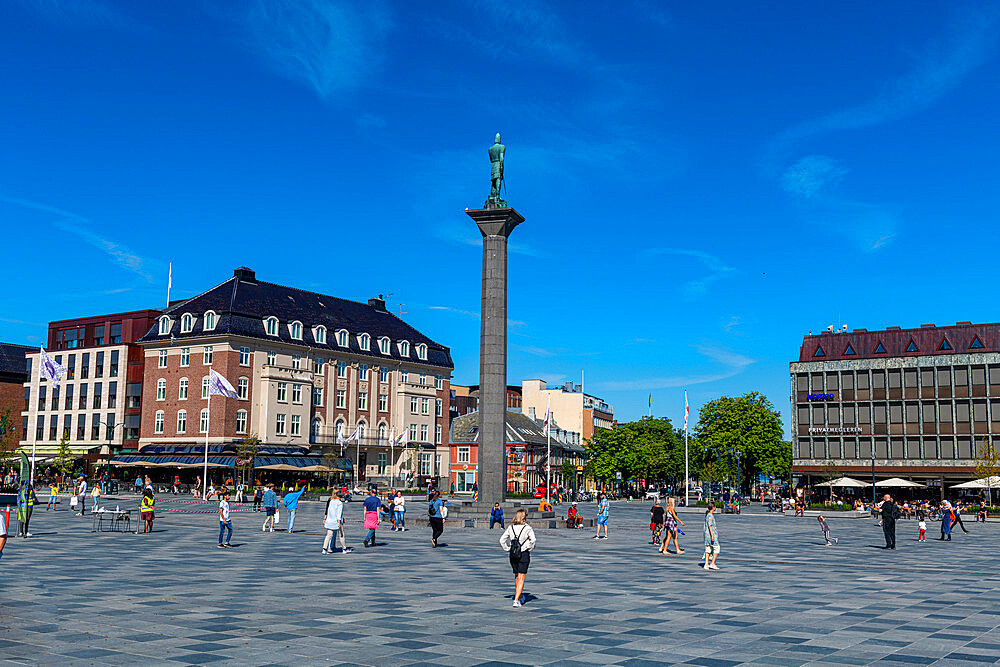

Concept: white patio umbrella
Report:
left=815, top=476, right=871, bottom=488
left=874, top=477, right=926, bottom=488
left=950, top=476, right=1000, bottom=489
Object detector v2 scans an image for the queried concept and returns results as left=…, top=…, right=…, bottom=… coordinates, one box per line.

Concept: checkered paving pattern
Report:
left=2, top=498, right=1000, bottom=665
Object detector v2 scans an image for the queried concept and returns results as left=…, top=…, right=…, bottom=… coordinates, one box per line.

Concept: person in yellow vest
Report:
left=140, top=488, right=155, bottom=533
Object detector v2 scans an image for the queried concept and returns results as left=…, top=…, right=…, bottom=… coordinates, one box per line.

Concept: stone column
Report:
left=466, top=205, right=524, bottom=506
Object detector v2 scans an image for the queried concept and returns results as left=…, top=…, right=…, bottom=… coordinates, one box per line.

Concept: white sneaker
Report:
left=709, top=564, right=720, bottom=570
left=269, top=527, right=274, bottom=533
left=703, top=564, right=710, bottom=570
left=262, top=525, right=266, bottom=532
left=322, top=549, right=330, bottom=554
left=512, top=600, right=522, bottom=607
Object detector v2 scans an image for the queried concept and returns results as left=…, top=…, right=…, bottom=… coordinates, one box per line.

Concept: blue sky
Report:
left=3, top=1, right=1000, bottom=435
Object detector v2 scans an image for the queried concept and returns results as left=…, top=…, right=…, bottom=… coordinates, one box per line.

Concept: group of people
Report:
left=649, top=496, right=686, bottom=555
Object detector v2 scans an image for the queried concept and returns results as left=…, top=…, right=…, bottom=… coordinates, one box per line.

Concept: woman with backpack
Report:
left=428, top=489, right=449, bottom=547
left=499, top=508, right=536, bottom=607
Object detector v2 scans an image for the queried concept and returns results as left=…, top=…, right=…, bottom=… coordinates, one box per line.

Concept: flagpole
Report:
left=390, top=427, right=394, bottom=488
left=203, top=386, right=210, bottom=500
left=166, top=262, right=172, bottom=307
left=29, top=350, right=39, bottom=483
left=684, top=390, right=689, bottom=508
left=546, top=425, right=551, bottom=505
left=356, top=426, right=361, bottom=487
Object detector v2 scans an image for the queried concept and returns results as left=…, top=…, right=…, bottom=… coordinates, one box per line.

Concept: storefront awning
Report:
left=111, top=454, right=349, bottom=471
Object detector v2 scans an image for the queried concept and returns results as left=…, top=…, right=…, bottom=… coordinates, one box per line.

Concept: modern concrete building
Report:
left=791, top=321, right=1000, bottom=492
left=135, top=267, right=453, bottom=486
left=18, top=310, right=161, bottom=466
left=521, top=379, right=614, bottom=444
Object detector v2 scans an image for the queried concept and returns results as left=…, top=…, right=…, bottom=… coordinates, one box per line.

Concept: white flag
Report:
left=208, top=369, right=238, bottom=398
left=336, top=423, right=345, bottom=446
left=542, top=396, right=551, bottom=435
left=168, top=262, right=172, bottom=289
left=684, top=390, right=689, bottom=431
left=38, top=347, right=67, bottom=388
left=345, top=425, right=361, bottom=443
left=396, top=428, right=408, bottom=446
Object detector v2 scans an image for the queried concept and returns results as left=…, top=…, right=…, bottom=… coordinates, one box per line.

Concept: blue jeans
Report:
left=490, top=517, right=504, bottom=529
left=287, top=508, right=297, bottom=532
left=394, top=510, right=404, bottom=528
left=365, top=528, right=376, bottom=544
left=219, top=520, right=232, bottom=545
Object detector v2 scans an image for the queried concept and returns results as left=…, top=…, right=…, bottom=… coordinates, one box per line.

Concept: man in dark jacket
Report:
left=880, top=493, right=900, bottom=549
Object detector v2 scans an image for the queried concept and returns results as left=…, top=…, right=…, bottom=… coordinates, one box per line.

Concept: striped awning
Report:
left=111, top=454, right=348, bottom=470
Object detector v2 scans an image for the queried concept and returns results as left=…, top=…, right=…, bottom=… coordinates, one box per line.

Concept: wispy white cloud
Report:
left=232, top=0, right=392, bottom=101
left=722, top=316, right=741, bottom=334
left=0, top=317, right=44, bottom=326
left=780, top=155, right=848, bottom=199
left=0, top=194, right=153, bottom=281
left=597, top=342, right=754, bottom=391
left=513, top=344, right=598, bottom=358
left=767, top=6, right=1000, bottom=168
left=642, top=248, right=736, bottom=298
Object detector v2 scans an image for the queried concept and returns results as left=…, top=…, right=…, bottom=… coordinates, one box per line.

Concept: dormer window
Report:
left=399, top=340, right=410, bottom=357
left=336, top=329, right=349, bottom=347
left=359, top=333, right=371, bottom=351
left=416, top=343, right=427, bottom=360
left=158, top=316, right=172, bottom=335
left=264, top=317, right=279, bottom=336
left=378, top=336, right=390, bottom=355
left=289, top=321, right=303, bottom=340
left=180, top=313, right=194, bottom=333
left=314, top=326, right=327, bottom=344
left=203, top=311, right=218, bottom=331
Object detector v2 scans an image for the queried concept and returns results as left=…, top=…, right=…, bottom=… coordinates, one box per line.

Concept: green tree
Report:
left=695, top=392, right=788, bottom=492
left=974, top=436, right=1000, bottom=506
left=235, top=433, right=260, bottom=488
left=54, top=433, right=74, bottom=478
left=0, top=401, right=20, bottom=469
left=585, top=417, right=688, bottom=487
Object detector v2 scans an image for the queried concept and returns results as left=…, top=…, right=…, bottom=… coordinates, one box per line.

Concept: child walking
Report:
left=703, top=500, right=720, bottom=570
left=817, top=515, right=838, bottom=545
left=500, top=508, right=536, bottom=607
left=218, top=490, right=233, bottom=548
left=918, top=517, right=927, bottom=541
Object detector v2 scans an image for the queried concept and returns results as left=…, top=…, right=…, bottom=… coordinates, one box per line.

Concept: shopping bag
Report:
left=70, top=496, right=78, bottom=508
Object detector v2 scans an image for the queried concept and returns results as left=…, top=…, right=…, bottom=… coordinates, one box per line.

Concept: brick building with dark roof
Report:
left=0, top=342, right=32, bottom=442
left=136, top=267, right=453, bottom=487
left=791, top=321, right=1000, bottom=494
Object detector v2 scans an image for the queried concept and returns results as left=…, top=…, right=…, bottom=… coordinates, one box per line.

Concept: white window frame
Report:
left=457, top=446, right=470, bottom=463
left=154, top=410, right=164, bottom=434
left=264, top=316, right=279, bottom=336
left=314, top=326, right=327, bottom=344
left=359, top=333, right=371, bottom=351
left=239, top=346, right=251, bottom=366
left=291, top=383, right=302, bottom=404
left=336, top=390, right=346, bottom=409
left=156, top=378, right=166, bottom=401
left=236, top=410, right=247, bottom=434
left=275, top=413, right=286, bottom=435
left=157, top=349, right=168, bottom=368
left=180, top=347, right=190, bottom=367
left=203, top=346, right=213, bottom=365
left=378, top=393, right=388, bottom=412
left=357, top=422, right=366, bottom=440
left=180, top=313, right=194, bottom=333
left=419, top=373, right=426, bottom=385
left=203, top=310, right=218, bottom=331
left=178, top=377, right=188, bottom=400
left=435, top=375, right=443, bottom=390
left=358, top=391, right=367, bottom=411
left=337, top=361, right=347, bottom=378
left=289, top=321, right=303, bottom=340
left=378, top=423, right=387, bottom=441
left=399, top=340, right=410, bottom=357
left=436, top=398, right=442, bottom=416
left=410, top=397, right=418, bottom=414
left=158, top=316, right=172, bottom=335
left=237, top=377, right=248, bottom=400
left=379, top=367, right=389, bottom=383
left=291, top=354, right=301, bottom=370
left=421, top=397, right=429, bottom=415
left=200, top=409, right=209, bottom=433
left=416, top=343, right=427, bottom=360
left=266, top=351, right=276, bottom=365
left=202, top=377, right=210, bottom=399
left=291, top=414, right=301, bottom=436
left=378, top=337, right=390, bottom=355
left=336, top=329, right=349, bottom=347
left=420, top=424, right=428, bottom=442
left=435, top=424, right=442, bottom=444
left=312, top=387, right=323, bottom=407
left=177, top=410, right=187, bottom=434
left=277, top=382, right=287, bottom=402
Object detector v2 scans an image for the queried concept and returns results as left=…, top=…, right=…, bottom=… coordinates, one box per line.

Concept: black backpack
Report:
left=509, top=526, right=525, bottom=558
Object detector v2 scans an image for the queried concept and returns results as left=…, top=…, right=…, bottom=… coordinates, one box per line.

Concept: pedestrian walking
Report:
left=218, top=490, right=233, bottom=548
left=253, top=485, right=263, bottom=512
left=91, top=483, right=101, bottom=513
left=261, top=483, right=277, bottom=532
left=880, top=494, right=900, bottom=549
left=490, top=502, right=504, bottom=529
left=393, top=491, right=406, bottom=531
left=593, top=492, right=610, bottom=539
left=428, top=489, right=449, bottom=547
left=939, top=503, right=953, bottom=541
left=650, top=499, right=664, bottom=545
left=500, top=508, right=536, bottom=607
left=140, top=487, right=155, bottom=533
left=322, top=492, right=351, bottom=553
left=703, top=500, right=720, bottom=570
left=659, top=497, right=685, bottom=555
left=134, top=475, right=143, bottom=495
left=282, top=483, right=305, bottom=533
left=817, top=515, right=838, bottom=545
left=952, top=503, right=970, bottom=534
left=235, top=482, right=244, bottom=503
left=75, top=476, right=88, bottom=515
left=172, top=475, right=180, bottom=494
left=362, top=488, right=380, bottom=547
left=918, top=517, right=927, bottom=542
left=0, top=507, right=7, bottom=561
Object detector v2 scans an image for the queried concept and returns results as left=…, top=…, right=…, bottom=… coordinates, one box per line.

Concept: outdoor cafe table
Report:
left=91, top=508, right=132, bottom=533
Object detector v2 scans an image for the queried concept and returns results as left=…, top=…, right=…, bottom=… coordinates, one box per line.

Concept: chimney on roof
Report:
left=234, top=266, right=255, bottom=282
left=957, top=321, right=972, bottom=326
left=368, top=295, right=387, bottom=312
left=920, top=323, right=935, bottom=328
left=887, top=326, right=901, bottom=330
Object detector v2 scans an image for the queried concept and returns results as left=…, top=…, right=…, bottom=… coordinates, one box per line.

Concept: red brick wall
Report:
left=0, top=380, right=24, bottom=440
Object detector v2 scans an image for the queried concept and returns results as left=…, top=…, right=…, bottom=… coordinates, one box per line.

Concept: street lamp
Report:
left=871, top=451, right=876, bottom=508
left=99, top=420, right=125, bottom=493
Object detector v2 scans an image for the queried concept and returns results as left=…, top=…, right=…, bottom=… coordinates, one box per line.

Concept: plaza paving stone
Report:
left=2, top=497, right=1000, bottom=665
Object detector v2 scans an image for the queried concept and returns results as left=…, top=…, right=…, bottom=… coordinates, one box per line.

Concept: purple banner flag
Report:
left=208, top=369, right=238, bottom=398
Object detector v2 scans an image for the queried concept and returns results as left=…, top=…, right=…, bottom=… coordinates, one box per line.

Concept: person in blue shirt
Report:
left=362, top=488, right=382, bottom=547
left=593, top=492, right=610, bottom=540
left=282, top=484, right=306, bottom=533
left=490, top=502, right=504, bottom=529
left=261, top=483, right=278, bottom=533
left=428, top=489, right=449, bottom=547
